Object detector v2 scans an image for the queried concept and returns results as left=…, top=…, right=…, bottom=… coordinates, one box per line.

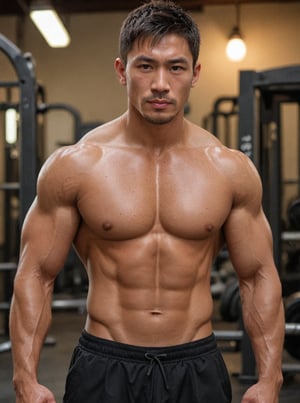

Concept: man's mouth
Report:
left=148, top=99, right=172, bottom=109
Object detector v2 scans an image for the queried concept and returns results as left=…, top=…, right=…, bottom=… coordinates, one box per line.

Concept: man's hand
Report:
left=15, top=382, right=56, bottom=403
left=241, top=380, right=282, bottom=403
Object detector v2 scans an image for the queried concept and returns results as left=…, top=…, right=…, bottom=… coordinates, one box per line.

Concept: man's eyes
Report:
left=138, top=64, right=152, bottom=70
left=137, top=64, right=185, bottom=72
left=170, top=65, right=185, bottom=72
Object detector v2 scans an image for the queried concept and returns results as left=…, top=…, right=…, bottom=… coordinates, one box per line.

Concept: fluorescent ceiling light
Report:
left=30, top=8, right=70, bottom=48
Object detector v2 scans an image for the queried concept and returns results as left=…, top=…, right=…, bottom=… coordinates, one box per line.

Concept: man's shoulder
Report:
left=189, top=125, right=262, bottom=195
left=188, top=123, right=239, bottom=158
left=43, top=141, right=101, bottom=171
left=207, top=144, right=262, bottom=204
left=207, top=143, right=259, bottom=184
left=79, top=115, right=125, bottom=148
left=46, top=116, right=125, bottom=166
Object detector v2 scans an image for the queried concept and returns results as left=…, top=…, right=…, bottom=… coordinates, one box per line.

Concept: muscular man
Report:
left=10, top=1, right=284, bottom=402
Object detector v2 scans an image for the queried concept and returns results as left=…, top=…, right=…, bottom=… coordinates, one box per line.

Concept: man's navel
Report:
left=150, top=309, right=163, bottom=316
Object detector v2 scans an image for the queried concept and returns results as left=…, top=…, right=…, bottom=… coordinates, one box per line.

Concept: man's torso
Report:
left=60, top=122, right=235, bottom=346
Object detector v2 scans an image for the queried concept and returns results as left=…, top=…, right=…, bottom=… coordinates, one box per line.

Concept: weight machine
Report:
left=237, top=65, right=300, bottom=380
left=0, top=34, right=37, bottom=352
left=239, top=65, right=300, bottom=270
left=205, top=66, right=300, bottom=382
left=202, top=96, right=239, bottom=148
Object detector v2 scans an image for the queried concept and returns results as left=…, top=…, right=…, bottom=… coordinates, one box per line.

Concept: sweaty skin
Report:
left=10, top=34, right=284, bottom=403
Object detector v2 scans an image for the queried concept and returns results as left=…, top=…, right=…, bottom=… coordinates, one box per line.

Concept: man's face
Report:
left=116, top=34, right=200, bottom=125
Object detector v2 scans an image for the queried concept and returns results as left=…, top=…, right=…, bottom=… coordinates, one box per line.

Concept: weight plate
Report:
left=220, top=280, right=240, bottom=322
left=284, top=292, right=300, bottom=360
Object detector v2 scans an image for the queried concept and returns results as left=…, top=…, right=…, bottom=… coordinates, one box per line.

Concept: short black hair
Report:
left=119, top=0, right=200, bottom=67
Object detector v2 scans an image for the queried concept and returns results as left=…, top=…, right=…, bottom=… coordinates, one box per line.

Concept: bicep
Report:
left=224, top=205, right=275, bottom=280
left=222, top=150, right=276, bottom=279
left=18, top=198, right=80, bottom=280
left=17, top=147, right=82, bottom=280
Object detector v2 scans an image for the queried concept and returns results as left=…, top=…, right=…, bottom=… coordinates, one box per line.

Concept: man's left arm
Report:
left=223, top=154, right=285, bottom=403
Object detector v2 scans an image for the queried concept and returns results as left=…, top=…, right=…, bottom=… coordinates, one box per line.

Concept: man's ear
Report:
left=115, top=57, right=127, bottom=86
left=191, top=62, right=201, bottom=88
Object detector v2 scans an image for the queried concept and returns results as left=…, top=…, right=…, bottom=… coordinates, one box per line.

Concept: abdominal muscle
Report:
left=78, top=231, right=216, bottom=347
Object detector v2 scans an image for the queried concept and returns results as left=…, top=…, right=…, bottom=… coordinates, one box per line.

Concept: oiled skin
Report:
left=72, top=123, right=229, bottom=345
left=10, top=34, right=284, bottom=403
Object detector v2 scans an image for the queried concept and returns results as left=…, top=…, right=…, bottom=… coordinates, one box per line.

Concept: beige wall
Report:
left=0, top=3, right=300, bottom=155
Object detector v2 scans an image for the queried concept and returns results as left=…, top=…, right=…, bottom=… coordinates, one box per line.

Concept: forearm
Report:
left=240, top=271, right=284, bottom=385
left=9, top=270, right=54, bottom=388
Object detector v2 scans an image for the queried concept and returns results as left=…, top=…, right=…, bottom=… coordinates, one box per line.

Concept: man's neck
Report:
left=122, top=111, right=188, bottom=153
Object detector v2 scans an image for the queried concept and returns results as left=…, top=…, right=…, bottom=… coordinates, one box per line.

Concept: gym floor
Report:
left=1, top=304, right=300, bottom=403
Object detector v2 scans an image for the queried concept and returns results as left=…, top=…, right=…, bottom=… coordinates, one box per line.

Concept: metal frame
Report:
left=238, top=64, right=300, bottom=380
left=202, top=96, right=238, bottom=148
left=0, top=34, right=37, bottom=222
left=239, top=66, right=300, bottom=268
left=37, top=102, right=82, bottom=144
left=0, top=36, right=101, bottom=354
left=0, top=34, right=38, bottom=352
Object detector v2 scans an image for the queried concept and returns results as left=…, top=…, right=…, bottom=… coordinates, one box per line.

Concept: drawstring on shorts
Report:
left=145, top=352, right=169, bottom=390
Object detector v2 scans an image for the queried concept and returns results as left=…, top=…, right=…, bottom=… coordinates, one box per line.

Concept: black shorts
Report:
left=63, top=330, right=232, bottom=403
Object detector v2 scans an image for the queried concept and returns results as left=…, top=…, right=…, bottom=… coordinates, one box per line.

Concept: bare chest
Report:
left=76, top=149, right=232, bottom=240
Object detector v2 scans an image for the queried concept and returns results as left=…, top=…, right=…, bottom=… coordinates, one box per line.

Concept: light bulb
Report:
left=226, top=25, right=247, bottom=62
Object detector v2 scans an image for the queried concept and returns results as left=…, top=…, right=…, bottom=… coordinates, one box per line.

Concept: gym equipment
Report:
left=285, top=249, right=300, bottom=273
left=205, top=67, right=300, bottom=380
left=288, top=198, right=300, bottom=231
left=219, top=279, right=240, bottom=322
left=239, top=65, right=300, bottom=270
left=202, top=96, right=238, bottom=148
left=0, top=34, right=37, bottom=219
left=214, top=322, right=300, bottom=368
left=284, top=200, right=300, bottom=294
left=0, top=35, right=98, bottom=353
left=238, top=64, right=300, bottom=380
left=285, top=292, right=300, bottom=360
left=0, top=34, right=38, bottom=353
left=219, top=280, right=300, bottom=360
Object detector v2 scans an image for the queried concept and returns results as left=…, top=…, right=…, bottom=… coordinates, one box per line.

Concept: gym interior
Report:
left=1, top=0, right=300, bottom=401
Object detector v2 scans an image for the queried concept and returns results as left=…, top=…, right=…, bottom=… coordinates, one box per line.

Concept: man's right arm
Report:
left=9, top=148, right=81, bottom=402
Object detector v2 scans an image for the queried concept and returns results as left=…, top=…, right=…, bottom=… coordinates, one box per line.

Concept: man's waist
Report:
left=85, top=310, right=213, bottom=347
left=79, top=329, right=218, bottom=361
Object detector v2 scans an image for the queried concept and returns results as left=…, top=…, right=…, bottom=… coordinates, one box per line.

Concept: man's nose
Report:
left=151, top=69, right=170, bottom=93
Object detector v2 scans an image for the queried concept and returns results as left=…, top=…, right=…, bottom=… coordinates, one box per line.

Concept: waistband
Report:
left=79, top=330, right=217, bottom=362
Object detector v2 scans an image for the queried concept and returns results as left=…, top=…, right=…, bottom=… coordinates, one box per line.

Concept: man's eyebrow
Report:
left=168, top=57, right=189, bottom=65
left=133, top=55, right=189, bottom=64
left=133, top=55, right=155, bottom=63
